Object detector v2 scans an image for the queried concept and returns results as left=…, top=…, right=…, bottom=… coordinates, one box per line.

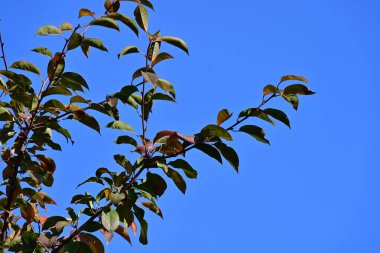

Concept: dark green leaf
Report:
left=76, top=177, right=104, bottom=188
left=67, top=33, right=82, bottom=50
left=284, top=84, right=315, bottom=95
left=214, top=142, right=239, bottom=172
left=238, top=108, right=276, bottom=126
left=44, top=99, right=66, bottom=110
left=166, top=168, right=186, bottom=194
left=77, top=233, right=105, bottom=253
left=115, top=135, right=138, bottom=147
left=42, top=216, right=67, bottom=230
left=70, top=113, right=100, bottom=133
left=263, top=108, right=291, bottom=128
left=61, top=72, right=89, bottom=90
left=168, top=159, right=197, bottom=179
left=10, top=60, right=41, bottom=75
left=195, top=143, right=223, bottom=164
left=151, top=93, right=176, bottom=102
left=44, top=86, right=72, bottom=96
left=21, top=231, right=37, bottom=252
left=239, top=125, right=269, bottom=144
left=0, top=70, right=32, bottom=86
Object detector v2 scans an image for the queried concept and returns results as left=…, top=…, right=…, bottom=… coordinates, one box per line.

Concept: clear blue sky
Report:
left=1, top=0, right=380, bottom=252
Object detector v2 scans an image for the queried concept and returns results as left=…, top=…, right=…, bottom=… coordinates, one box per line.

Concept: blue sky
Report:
left=1, top=0, right=380, bottom=252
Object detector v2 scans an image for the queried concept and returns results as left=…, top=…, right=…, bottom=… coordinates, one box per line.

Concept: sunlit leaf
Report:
left=102, top=207, right=119, bottom=232
left=280, top=75, right=308, bottom=83
left=59, top=22, right=73, bottom=31
left=141, top=201, right=163, bottom=218
left=152, top=52, right=174, bottom=67
left=118, top=46, right=139, bottom=59
left=134, top=5, right=148, bottom=32
left=282, top=94, right=299, bottom=110
left=79, top=8, right=95, bottom=18
left=201, top=124, right=232, bottom=141
left=156, top=79, right=175, bottom=98
left=36, top=25, right=61, bottom=36
left=104, top=0, right=120, bottom=13
left=106, top=121, right=134, bottom=132
left=121, top=0, right=154, bottom=10
left=82, top=38, right=108, bottom=52
left=217, top=109, right=232, bottom=125
left=263, top=84, right=279, bottom=96
left=10, top=60, right=41, bottom=75
left=90, top=18, right=120, bottom=31
left=77, top=233, right=105, bottom=253
left=156, top=36, right=189, bottom=55
left=36, top=155, right=56, bottom=173
left=107, top=13, right=139, bottom=37
left=31, top=47, right=52, bottom=58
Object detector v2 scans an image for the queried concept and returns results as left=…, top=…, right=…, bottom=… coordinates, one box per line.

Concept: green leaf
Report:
left=141, top=202, right=163, bottom=218
left=156, top=36, right=189, bottom=55
left=263, top=108, right=291, bottom=128
left=151, top=93, right=176, bottom=103
left=156, top=79, right=175, bottom=98
left=168, top=159, right=197, bottom=179
left=76, top=177, right=104, bottom=188
left=67, top=33, right=82, bottom=50
left=143, top=172, right=167, bottom=197
left=263, top=84, right=279, bottom=96
left=79, top=8, right=95, bottom=18
left=152, top=52, right=174, bottom=67
left=42, top=216, right=67, bottom=230
left=21, top=231, right=37, bottom=252
left=118, top=46, right=139, bottom=59
left=115, top=135, right=138, bottom=147
left=82, top=38, right=108, bottom=52
left=284, top=84, right=315, bottom=95
left=123, top=0, right=154, bottom=10
left=280, top=75, right=308, bottom=83
left=59, top=22, right=73, bottom=31
left=0, top=107, right=13, bottom=121
left=0, top=70, right=32, bottom=86
left=282, top=94, right=299, bottom=110
left=61, top=72, right=89, bottom=90
left=201, top=124, right=232, bottom=141
left=70, top=95, right=89, bottom=104
left=36, top=25, right=61, bottom=36
left=44, top=86, right=72, bottom=96
left=214, top=142, right=239, bottom=172
left=31, top=47, right=52, bottom=58
left=101, top=208, right=119, bottom=231
left=107, top=13, right=139, bottom=37
left=134, top=5, right=149, bottom=32
left=217, top=109, right=232, bottom=125
left=141, top=71, right=158, bottom=86
left=166, top=168, right=186, bottom=194
left=106, top=120, right=134, bottom=132
left=238, top=108, right=276, bottom=126
left=10, top=60, right=41, bottom=75
left=90, top=18, right=120, bottom=31
left=44, top=99, right=66, bottom=110
left=195, top=143, right=223, bottom=164
left=70, top=113, right=101, bottom=133
left=239, top=125, right=269, bottom=144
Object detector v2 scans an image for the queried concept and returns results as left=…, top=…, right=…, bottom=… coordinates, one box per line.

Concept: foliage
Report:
left=0, top=1, right=314, bottom=252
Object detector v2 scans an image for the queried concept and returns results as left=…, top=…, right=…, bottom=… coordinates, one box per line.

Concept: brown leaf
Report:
left=115, top=225, right=132, bottom=245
